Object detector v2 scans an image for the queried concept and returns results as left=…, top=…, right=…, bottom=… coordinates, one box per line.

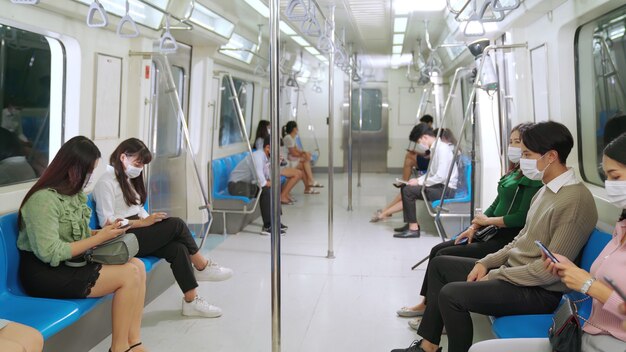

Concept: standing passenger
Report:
left=17, top=136, right=147, bottom=352
left=93, top=138, right=232, bottom=319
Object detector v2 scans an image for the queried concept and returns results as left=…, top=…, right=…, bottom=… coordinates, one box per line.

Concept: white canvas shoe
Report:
left=182, top=296, right=222, bottom=318
left=194, top=260, right=233, bottom=282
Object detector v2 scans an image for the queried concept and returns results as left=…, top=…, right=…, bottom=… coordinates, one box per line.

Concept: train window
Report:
left=351, top=88, right=383, bottom=131
left=0, top=24, right=63, bottom=187
left=576, top=6, right=626, bottom=186
left=76, top=0, right=169, bottom=30
left=218, top=76, right=254, bottom=146
left=220, top=33, right=258, bottom=64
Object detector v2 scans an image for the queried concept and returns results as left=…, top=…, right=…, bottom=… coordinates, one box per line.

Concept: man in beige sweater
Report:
left=391, top=121, right=598, bottom=352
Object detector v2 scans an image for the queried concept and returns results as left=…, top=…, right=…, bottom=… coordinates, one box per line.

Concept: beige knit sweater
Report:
left=477, top=183, right=598, bottom=292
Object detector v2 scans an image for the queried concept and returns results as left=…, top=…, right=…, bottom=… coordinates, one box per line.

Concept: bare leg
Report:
left=127, top=258, right=147, bottom=352
left=0, top=322, right=43, bottom=352
left=379, top=194, right=402, bottom=215
left=190, top=252, right=209, bottom=271
left=183, top=287, right=199, bottom=302
left=280, top=170, right=302, bottom=202
left=297, top=162, right=312, bottom=192
left=88, top=262, right=143, bottom=352
left=380, top=200, right=403, bottom=218
left=402, top=151, right=418, bottom=180
left=301, top=160, right=315, bottom=186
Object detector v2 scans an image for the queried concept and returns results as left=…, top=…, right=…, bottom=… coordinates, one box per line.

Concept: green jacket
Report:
left=483, top=170, right=543, bottom=228
left=17, top=189, right=92, bottom=267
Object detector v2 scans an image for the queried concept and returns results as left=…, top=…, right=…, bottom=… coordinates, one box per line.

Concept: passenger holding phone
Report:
left=396, top=124, right=543, bottom=321
left=469, top=131, right=626, bottom=352
left=392, top=122, right=598, bottom=352
left=93, top=138, right=233, bottom=319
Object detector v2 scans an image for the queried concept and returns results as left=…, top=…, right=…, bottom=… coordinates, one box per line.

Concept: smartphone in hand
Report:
left=604, top=276, right=626, bottom=302
left=117, top=218, right=131, bottom=229
left=456, top=237, right=469, bottom=245
left=535, top=240, right=559, bottom=263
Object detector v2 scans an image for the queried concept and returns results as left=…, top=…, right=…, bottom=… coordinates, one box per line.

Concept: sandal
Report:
left=304, top=189, right=320, bottom=194
left=129, top=342, right=142, bottom=351
left=281, top=200, right=294, bottom=205
left=309, top=183, right=324, bottom=188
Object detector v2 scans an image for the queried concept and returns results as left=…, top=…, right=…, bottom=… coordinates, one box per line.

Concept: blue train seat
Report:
left=491, top=228, right=613, bottom=339
left=431, top=155, right=471, bottom=208
left=211, top=152, right=254, bottom=204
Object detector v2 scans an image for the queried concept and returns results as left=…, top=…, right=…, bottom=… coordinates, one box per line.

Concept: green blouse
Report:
left=17, top=189, right=92, bottom=267
left=483, top=170, right=543, bottom=228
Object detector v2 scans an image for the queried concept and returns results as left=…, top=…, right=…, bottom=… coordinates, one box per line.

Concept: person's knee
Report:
left=121, top=262, right=143, bottom=288
left=25, top=331, right=43, bottom=352
left=439, top=282, right=467, bottom=311
left=0, top=339, right=26, bottom=352
left=129, top=258, right=147, bottom=280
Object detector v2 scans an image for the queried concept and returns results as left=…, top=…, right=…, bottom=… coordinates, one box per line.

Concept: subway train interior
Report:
left=1, top=0, right=626, bottom=351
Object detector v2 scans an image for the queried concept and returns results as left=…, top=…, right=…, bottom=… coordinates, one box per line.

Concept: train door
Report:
left=343, top=83, right=389, bottom=172
left=147, top=43, right=192, bottom=218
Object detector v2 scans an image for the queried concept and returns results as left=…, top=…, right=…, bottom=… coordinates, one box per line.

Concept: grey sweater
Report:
left=477, top=182, right=598, bottom=292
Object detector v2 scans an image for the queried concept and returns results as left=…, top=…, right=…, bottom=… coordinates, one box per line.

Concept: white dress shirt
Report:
left=228, top=150, right=269, bottom=187
left=93, top=165, right=149, bottom=228
left=417, top=139, right=459, bottom=189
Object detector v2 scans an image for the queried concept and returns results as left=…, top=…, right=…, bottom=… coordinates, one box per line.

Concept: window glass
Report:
left=219, top=76, right=254, bottom=146
left=0, top=24, right=62, bottom=187
left=351, top=88, right=383, bottom=131
left=576, top=6, right=626, bottom=185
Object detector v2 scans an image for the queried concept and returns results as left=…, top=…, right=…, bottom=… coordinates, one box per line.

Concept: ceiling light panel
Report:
left=189, top=2, right=235, bottom=38
left=392, top=45, right=402, bottom=54
left=76, top=0, right=168, bottom=29
left=394, top=0, right=446, bottom=14
left=393, top=33, right=405, bottom=45
left=280, top=21, right=297, bottom=35
left=291, top=36, right=310, bottom=46
left=305, top=46, right=321, bottom=55
left=243, top=0, right=269, bottom=18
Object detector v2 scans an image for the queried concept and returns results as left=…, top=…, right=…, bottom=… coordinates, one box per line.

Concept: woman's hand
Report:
left=95, top=222, right=127, bottom=243
left=467, top=263, right=488, bottom=282
left=455, top=227, right=477, bottom=244
left=407, top=178, right=420, bottom=186
left=141, top=212, right=168, bottom=226
left=471, top=214, right=491, bottom=226
left=546, top=254, right=592, bottom=292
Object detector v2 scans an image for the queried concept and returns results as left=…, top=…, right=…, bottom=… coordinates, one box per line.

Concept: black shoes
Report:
left=394, top=223, right=409, bottom=232
left=393, top=229, right=421, bottom=238
left=390, top=340, right=441, bottom=352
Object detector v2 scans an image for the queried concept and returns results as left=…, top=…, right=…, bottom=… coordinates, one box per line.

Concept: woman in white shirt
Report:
left=282, top=121, right=322, bottom=194
left=93, top=138, right=233, bottom=318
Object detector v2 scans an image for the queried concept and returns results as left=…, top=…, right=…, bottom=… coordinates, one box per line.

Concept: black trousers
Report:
left=417, top=256, right=562, bottom=352
left=419, top=227, right=521, bottom=299
left=228, top=181, right=275, bottom=228
left=133, top=217, right=199, bottom=293
left=401, top=184, right=454, bottom=224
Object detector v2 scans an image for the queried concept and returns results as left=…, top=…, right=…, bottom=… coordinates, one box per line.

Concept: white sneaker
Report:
left=194, top=260, right=233, bottom=282
left=182, top=296, right=222, bottom=318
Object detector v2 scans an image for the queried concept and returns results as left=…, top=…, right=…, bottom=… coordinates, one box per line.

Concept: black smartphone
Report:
left=604, top=276, right=626, bottom=302
left=456, top=237, right=469, bottom=245
left=535, top=240, right=559, bottom=263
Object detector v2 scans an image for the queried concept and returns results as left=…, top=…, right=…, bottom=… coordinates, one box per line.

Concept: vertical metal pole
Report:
left=347, top=53, right=354, bottom=211
left=269, top=0, right=282, bottom=350
left=357, top=86, right=363, bottom=187
left=0, top=38, right=6, bottom=110
left=327, top=5, right=336, bottom=259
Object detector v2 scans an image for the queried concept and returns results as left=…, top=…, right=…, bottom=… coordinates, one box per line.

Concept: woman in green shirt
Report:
left=17, top=136, right=147, bottom=352
left=397, top=123, right=543, bottom=319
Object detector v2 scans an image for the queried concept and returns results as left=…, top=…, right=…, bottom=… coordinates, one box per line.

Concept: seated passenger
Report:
left=400, top=114, right=434, bottom=182
left=93, top=138, right=232, bottom=318
left=468, top=131, right=626, bottom=352
left=282, top=121, right=322, bottom=194
left=0, top=320, right=43, bottom=352
left=372, top=126, right=454, bottom=223
left=397, top=123, right=542, bottom=321
left=17, top=136, right=147, bottom=352
left=229, top=136, right=288, bottom=235
left=390, top=121, right=598, bottom=352
left=0, top=127, right=36, bottom=186
left=394, top=123, right=458, bottom=238
left=254, top=120, right=303, bottom=204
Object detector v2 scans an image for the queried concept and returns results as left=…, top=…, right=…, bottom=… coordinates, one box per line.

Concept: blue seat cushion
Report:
left=431, top=156, right=471, bottom=208
left=0, top=292, right=81, bottom=340
left=139, top=256, right=161, bottom=272
left=211, top=152, right=255, bottom=204
left=492, top=314, right=553, bottom=338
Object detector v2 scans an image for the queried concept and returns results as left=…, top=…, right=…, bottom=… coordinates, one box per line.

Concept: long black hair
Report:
left=110, top=138, right=152, bottom=207
left=604, top=132, right=626, bottom=221
left=282, top=121, right=298, bottom=138
left=254, top=120, right=270, bottom=143
left=18, top=136, right=101, bottom=229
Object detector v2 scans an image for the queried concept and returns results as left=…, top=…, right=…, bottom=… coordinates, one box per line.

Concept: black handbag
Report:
left=473, top=186, right=520, bottom=242
left=548, top=298, right=582, bottom=352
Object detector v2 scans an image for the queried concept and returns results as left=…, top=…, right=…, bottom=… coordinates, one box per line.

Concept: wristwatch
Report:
left=580, top=277, right=596, bottom=294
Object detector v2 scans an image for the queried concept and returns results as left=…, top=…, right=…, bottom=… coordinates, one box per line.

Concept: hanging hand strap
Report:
left=117, top=0, right=139, bottom=38
left=159, top=15, right=178, bottom=53
left=87, top=0, right=109, bottom=28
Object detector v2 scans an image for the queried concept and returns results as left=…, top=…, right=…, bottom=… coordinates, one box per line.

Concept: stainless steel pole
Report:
left=347, top=53, right=354, bottom=211
left=327, top=4, right=335, bottom=259
left=357, top=86, right=363, bottom=187
left=269, top=0, right=282, bottom=349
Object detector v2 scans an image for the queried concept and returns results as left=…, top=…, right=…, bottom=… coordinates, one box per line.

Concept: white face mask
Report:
left=125, top=163, right=143, bottom=179
left=507, top=146, right=522, bottom=163
left=605, top=180, right=626, bottom=209
left=415, top=142, right=429, bottom=153
left=520, top=155, right=551, bottom=181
